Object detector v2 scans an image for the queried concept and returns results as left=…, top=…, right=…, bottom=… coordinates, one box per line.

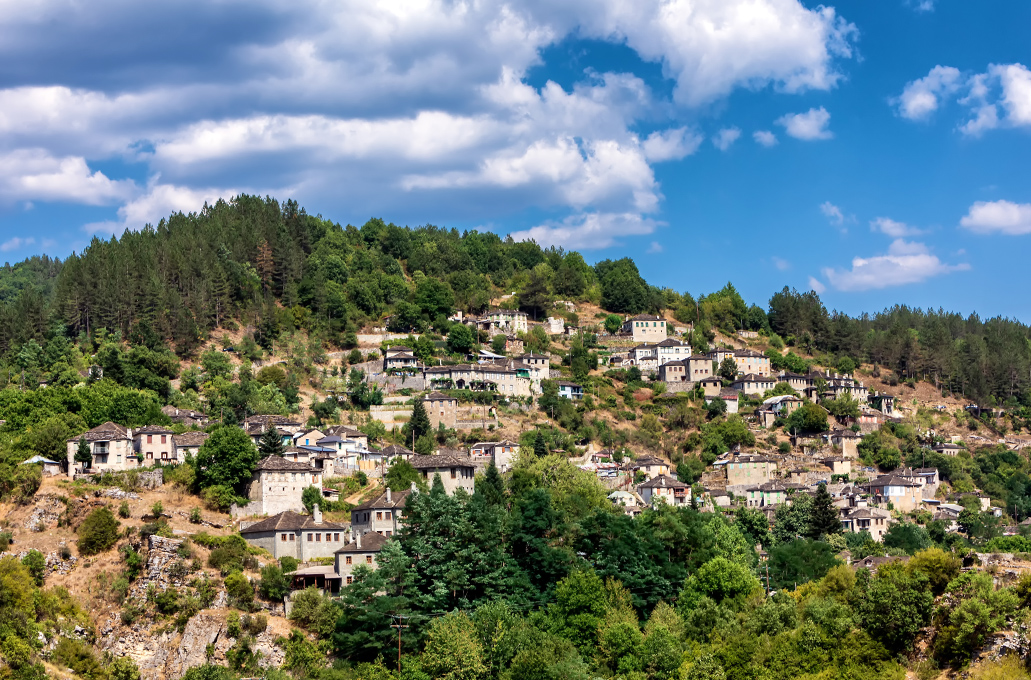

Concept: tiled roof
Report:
left=734, top=373, right=775, bottom=383
left=68, top=421, right=130, bottom=442
left=629, top=314, right=663, bottom=321
left=255, top=455, right=314, bottom=472
left=324, top=425, right=365, bottom=438
left=244, top=415, right=300, bottom=426
left=135, top=425, right=174, bottom=435
left=409, top=453, right=474, bottom=469
left=638, top=474, right=689, bottom=489
left=378, top=444, right=414, bottom=457
left=241, top=511, right=346, bottom=534
left=352, top=488, right=412, bottom=512
left=423, top=391, right=456, bottom=401
left=864, top=474, right=921, bottom=488
left=335, top=531, right=390, bottom=553
left=173, top=431, right=210, bottom=447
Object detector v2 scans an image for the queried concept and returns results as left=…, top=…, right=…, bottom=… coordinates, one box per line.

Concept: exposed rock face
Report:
left=145, top=535, right=184, bottom=583
left=24, top=494, right=65, bottom=530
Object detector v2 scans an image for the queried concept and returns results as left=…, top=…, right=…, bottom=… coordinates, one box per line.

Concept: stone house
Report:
left=630, top=455, right=670, bottom=480
left=245, top=455, right=323, bottom=515
left=470, top=441, right=518, bottom=471
left=409, top=453, right=476, bottom=494
left=378, top=444, right=415, bottom=463
left=897, top=467, right=940, bottom=498
left=756, top=394, right=802, bottom=427
left=66, top=422, right=136, bottom=475
left=732, top=349, right=771, bottom=377
left=821, top=457, right=852, bottom=477
left=862, top=474, right=922, bottom=512
left=161, top=405, right=209, bottom=428
left=934, top=442, right=963, bottom=457
left=731, top=374, right=776, bottom=395
left=423, top=391, right=458, bottom=429
left=323, top=425, right=369, bottom=450
left=350, top=487, right=411, bottom=537
left=423, top=364, right=532, bottom=398
left=718, top=454, right=777, bottom=486
left=699, top=376, right=723, bottom=397
left=745, top=480, right=803, bottom=508
left=621, top=314, right=667, bottom=343
left=637, top=475, right=691, bottom=506
left=778, top=372, right=812, bottom=392
left=707, top=347, right=734, bottom=366
left=682, top=355, right=714, bottom=381
left=828, top=428, right=861, bottom=458
left=555, top=381, right=583, bottom=401
left=483, top=309, right=529, bottom=335
left=868, top=393, right=896, bottom=416
left=658, top=361, right=689, bottom=383
left=705, top=388, right=739, bottom=413
left=654, top=338, right=691, bottom=365
left=505, top=336, right=524, bottom=354
left=172, top=431, right=209, bottom=460
left=134, top=426, right=176, bottom=464
left=546, top=317, right=565, bottom=334
left=841, top=506, right=892, bottom=542
left=383, top=347, right=419, bottom=372
left=239, top=508, right=348, bottom=561
left=335, top=531, right=390, bottom=585
left=293, top=429, right=326, bottom=447
left=628, top=344, right=660, bottom=370
left=518, top=352, right=550, bottom=371
left=243, top=415, right=301, bottom=446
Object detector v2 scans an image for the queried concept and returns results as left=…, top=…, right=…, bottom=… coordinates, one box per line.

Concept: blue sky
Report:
left=1, top=0, right=1030, bottom=320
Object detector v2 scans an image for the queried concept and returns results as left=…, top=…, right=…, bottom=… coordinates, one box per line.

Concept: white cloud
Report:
left=712, top=127, right=741, bottom=151
left=776, top=107, right=832, bottom=140
left=896, top=62, right=1031, bottom=137
left=893, top=65, right=961, bottom=120
left=820, top=239, right=969, bottom=291
left=641, top=128, right=703, bottom=162
left=753, top=130, right=778, bottom=147
left=870, top=216, right=923, bottom=237
left=912, top=0, right=935, bottom=12
left=509, top=212, right=661, bottom=250
left=960, top=200, right=1031, bottom=235
left=771, top=256, right=791, bottom=271
left=807, top=277, right=826, bottom=294
left=1, top=237, right=35, bottom=252
left=820, top=201, right=845, bottom=225
left=0, top=0, right=859, bottom=249
left=0, top=148, right=135, bottom=205
left=647, top=241, right=663, bottom=254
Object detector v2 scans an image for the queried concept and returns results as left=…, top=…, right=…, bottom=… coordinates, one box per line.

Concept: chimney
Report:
left=313, top=504, right=322, bottom=524
left=348, top=528, right=354, bottom=543
left=356, top=532, right=362, bottom=549
left=386, top=487, right=392, bottom=503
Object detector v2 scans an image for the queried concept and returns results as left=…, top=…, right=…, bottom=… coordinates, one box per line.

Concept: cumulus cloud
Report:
left=870, top=217, right=924, bottom=237
left=753, top=130, right=778, bottom=147
left=641, top=128, right=703, bottom=162
left=712, top=127, right=741, bottom=151
left=1, top=237, right=35, bottom=253
left=819, top=239, right=969, bottom=291
left=776, top=107, right=832, bottom=140
left=508, top=212, right=661, bottom=250
left=807, top=277, right=826, bottom=294
left=893, top=65, right=961, bottom=120
left=0, top=0, right=859, bottom=249
left=0, top=148, right=135, bottom=205
left=771, top=256, right=791, bottom=271
left=960, top=200, right=1031, bottom=235
left=647, top=241, right=663, bottom=254
left=895, top=62, right=1031, bottom=136
left=820, top=201, right=845, bottom=225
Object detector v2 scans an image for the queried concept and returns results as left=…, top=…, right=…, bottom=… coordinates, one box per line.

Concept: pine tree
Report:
left=533, top=431, right=547, bottom=458
left=809, top=483, right=841, bottom=539
left=406, top=399, right=431, bottom=447
left=74, top=437, right=93, bottom=470
left=477, top=463, right=506, bottom=508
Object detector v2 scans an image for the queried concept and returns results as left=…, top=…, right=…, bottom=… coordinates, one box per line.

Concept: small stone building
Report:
left=239, top=508, right=348, bottom=560
left=335, top=531, right=390, bottom=585
left=720, top=454, right=777, bottom=486
left=66, top=422, right=136, bottom=475
left=172, top=431, right=209, bottom=460
left=409, top=453, right=475, bottom=495
left=134, top=426, right=176, bottom=464
left=423, top=391, right=458, bottom=429
left=637, top=474, right=691, bottom=506
left=828, top=429, right=861, bottom=458
left=621, top=314, right=667, bottom=343
left=350, top=487, right=411, bottom=536
left=246, top=455, right=323, bottom=515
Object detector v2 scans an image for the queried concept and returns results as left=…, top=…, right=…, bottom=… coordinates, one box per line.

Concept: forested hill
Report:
left=1, top=194, right=1030, bottom=405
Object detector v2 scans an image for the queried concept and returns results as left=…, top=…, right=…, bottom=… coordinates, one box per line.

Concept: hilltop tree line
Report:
left=0, top=195, right=1029, bottom=407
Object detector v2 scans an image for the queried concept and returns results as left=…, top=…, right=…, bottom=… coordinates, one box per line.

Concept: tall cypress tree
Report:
left=406, top=399, right=431, bottom=447
left=74, top=437, right=93, bottom=470
left=809, top=483, right=841, bottom=539
left=258, top=425, right=285, bottom=458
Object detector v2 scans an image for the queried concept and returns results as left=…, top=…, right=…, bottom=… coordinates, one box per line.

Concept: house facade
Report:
left=173, top=431, right=209, bottom=460
left=134, top=426, right=176, bottom=464
left=631, top=455, right=670, bottom=480
left=732, top=349, right=771, bottom=377
left=470, top=441, right=518, bottom=470
left=745, top=480, right=802, bottom=508
left=334, top=531, right=389, bottom=585
left=862, top=474, right=922, bottom=512
left=161, top=405, right=209, bottom=428
left=720, top=455, right=777, bottom=486
left=621, top=314, right=667, bottom=343
left=423, top=364, right=532, bottom=398
left=423, top=391, right=458, bottom=429
left=350, top=488, right=411, bottom=536
left=484, top=309, right=529, bottom=335
left=383, top=347, right=419, bottom=372
left=66, top=422, right=136, bottom=475
left=841, top=506, right=892, bottom=542
left=409, top=453, right=476, bottom=494
left=246, top=455, right=323, bottom=515
left=555, top=381, right=583, bottom=401
left=731, top=374, right=776, bottom=395
left=240, top=508, right=348, bottom=561
left=637, top=474, right=690, bottom=506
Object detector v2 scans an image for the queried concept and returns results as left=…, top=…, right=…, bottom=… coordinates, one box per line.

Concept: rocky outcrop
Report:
left=24, top=494, right=65, bottom=531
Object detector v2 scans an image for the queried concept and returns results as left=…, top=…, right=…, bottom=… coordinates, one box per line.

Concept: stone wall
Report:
left=662, top=381, right=696, bottom=394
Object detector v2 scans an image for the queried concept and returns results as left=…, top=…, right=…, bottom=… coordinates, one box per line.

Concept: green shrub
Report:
left=201, top=485, right=238, bottom=513
left=225, top=571, right=254, bottom=610
left=123, top=546, right=144, bottom=581
left=77, top=507, right=120, bottom=556
left=279, top=556, right=299, bottom=573
left=21, top=550, right=45, bottom=587
left=227, top=611, right=241, bottom=638
left=151, top=501, right=164, bottom=518
left=118, top=501, right=131, bottom=518
left=189, top=507, right=202, bottom=524
left=259, top=564, right=291, bottom=600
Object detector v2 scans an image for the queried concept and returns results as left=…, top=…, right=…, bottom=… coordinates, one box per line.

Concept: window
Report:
left=281, top=534, right=287, bottom=542
left=346, top=556, right=352, bottom=565
left=316, top=533, right=321, bottom=542
left=161, top=435, right=166, bottom=444
left=450, top=468, right=456, bottom=479
left=376, top=512, right=382, bottom=520
left=346, top=576, right=353, bottom=584
left=147, top=434, right=153, bottom=444
left=147, top=452, right=153, bottom=459
left=307, top=533, right=313, bottom=541
left=366, top=556, right=373, bottom=564
left=289, top=534, right=295, bottom=541
left=334, top=533, right=340, bottom=542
